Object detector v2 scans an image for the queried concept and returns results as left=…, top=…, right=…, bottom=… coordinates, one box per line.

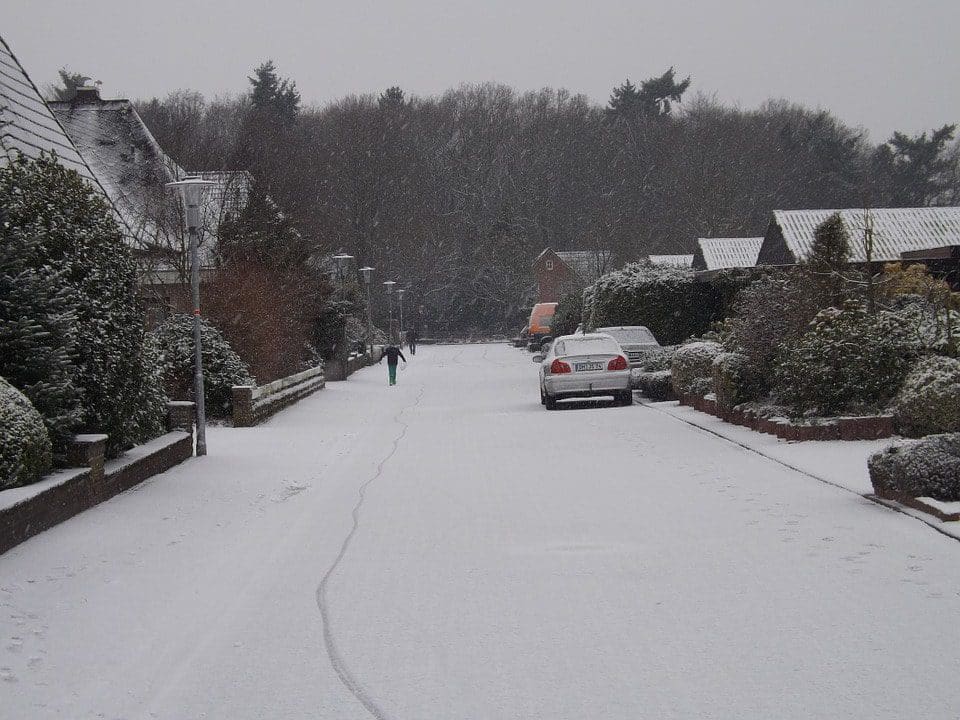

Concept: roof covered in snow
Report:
left=49, top=89, right=183, bottom=243
left=647, top=254, right=694, bottom=268
left=555, top=250, right=613, bottom=281
left=759, top=207, right=960, bottom=265
left=0, top=35, right=108, bottom=196
left=692, top=237, right=763, bottom=271
left=534, top=248, right=613, bottom=282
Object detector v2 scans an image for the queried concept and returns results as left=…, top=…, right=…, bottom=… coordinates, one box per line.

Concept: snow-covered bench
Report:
left=231, top=364, right=325, bottom=427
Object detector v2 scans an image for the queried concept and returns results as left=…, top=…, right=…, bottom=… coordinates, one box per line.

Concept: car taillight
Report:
left=550, top=359, right=571, bottom=374
left=607, top=355, right=628, bottom=371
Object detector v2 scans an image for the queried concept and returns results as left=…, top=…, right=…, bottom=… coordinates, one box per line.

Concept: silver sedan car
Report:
left=534, top=333, right=633, bottom=409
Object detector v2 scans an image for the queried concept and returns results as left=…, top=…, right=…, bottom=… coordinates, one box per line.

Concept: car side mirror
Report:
left=532, top=354, right=544, bottom=363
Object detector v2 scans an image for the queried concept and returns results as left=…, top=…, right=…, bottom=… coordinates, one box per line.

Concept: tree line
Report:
left=133, top=63, right=959, bottom=333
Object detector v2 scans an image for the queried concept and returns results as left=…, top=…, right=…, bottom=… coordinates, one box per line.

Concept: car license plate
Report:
left=575, top=362, right=603, bottom=371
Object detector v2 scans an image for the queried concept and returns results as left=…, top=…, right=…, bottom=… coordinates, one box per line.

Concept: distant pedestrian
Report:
left=405, top=328, right=418, bottom=355
left=379, top=344, right=407, bottom=386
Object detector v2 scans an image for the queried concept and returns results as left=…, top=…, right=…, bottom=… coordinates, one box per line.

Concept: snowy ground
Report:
left=2, top=343, right=960, bottom=719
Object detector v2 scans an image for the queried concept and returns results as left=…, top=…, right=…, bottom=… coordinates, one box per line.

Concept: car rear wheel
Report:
left=544, top=394, right=558, bottom=410
left=618, top=390, right=633, bottom=406
left=540, top=385, right=546, bottom=405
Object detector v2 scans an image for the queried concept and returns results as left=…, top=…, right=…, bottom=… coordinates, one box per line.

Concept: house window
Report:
left=545, top=260, right=554, bottom=270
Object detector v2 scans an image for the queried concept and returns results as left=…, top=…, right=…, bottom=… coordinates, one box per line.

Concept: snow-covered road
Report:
left=3, top=343, right=960, bottom=719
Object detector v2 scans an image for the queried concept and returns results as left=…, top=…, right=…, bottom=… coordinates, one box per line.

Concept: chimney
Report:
left=72, top=84, right=101, bottom=104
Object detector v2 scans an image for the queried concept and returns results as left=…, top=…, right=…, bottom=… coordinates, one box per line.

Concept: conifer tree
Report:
left=805, top=212, right=851, bottom=307
left=0, top=154, right=166, bottom=457
left=248, top=60, right=301, bottom=120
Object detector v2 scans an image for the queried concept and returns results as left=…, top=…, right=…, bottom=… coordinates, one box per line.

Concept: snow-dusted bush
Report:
left=0, top=376, right=52, bottom=489
left=0, top=217, right=82, bottom=457
left=635, top=370, right=674, bottom=401
left=712, top=351, right=763, bottom=410
left=868, top=433, right=960, bottom=501
left=774, top=303, right=915, bottom=416
left=0, top=153, right=167, bottom=458
left=588, top=263, right=722, bottom=344
left=152, top=315, right=254, bottom=416
left=671, top=341, right=723, bottom=396
left=634, top=345, right=677, bottom=372
left=723, top=270, right=823, bottom=380
left=892, top=355, right=960, bottom=438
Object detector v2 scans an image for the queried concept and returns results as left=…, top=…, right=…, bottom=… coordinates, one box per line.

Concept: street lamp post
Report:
left=383, top=280, right=396, bottom=343
left=360, top=266, right=375, bottom=355
left=331, top=254, right=354, bottom=364
left=397, top=288, right=406, bottom=346
left=166, top=177, right=216, bottom=456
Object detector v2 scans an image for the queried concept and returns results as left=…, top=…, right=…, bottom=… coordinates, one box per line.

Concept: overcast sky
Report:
left=5, top=0, right=959, bottom=142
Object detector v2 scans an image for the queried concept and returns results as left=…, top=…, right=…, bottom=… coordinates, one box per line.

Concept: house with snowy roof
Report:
left=757, top=208, right=960, bottom=266
left=49, top=86, right=254, bottom=292
left=692, top=237, right=763, bottom=272
left=647, top=254, right=694, bottom=268
left=0, top=35, right=122, bottom=221
left=533, top=248, right=613, bottom=302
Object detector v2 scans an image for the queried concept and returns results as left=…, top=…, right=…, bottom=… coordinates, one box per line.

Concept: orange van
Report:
left=527, top=302, right=558, bottom=338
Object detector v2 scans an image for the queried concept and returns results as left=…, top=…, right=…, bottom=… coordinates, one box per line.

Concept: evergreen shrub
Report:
left=774, top=303, right=915, bottom=416
left=712, top=352, right=763, bottom=410
left=892, top=355, right=960, bottom=437
left=0, top=376, right=52, bottom=489
left=152, top=315, right=254, bottom=416
left=0, top=154, right=166, bottom=457
left=635, top=370, right=674, bottom=401
left=671, top=341, right=723, bottom=396
left=868, top=433, right=960, bottom=501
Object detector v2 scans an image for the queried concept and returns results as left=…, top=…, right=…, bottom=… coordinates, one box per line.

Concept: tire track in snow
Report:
left=315, top=384, right=426, bottom=720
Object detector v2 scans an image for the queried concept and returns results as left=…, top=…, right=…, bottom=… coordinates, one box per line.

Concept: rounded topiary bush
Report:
left=152, top=315, right=254, bottom=416
left=774, top=304, right=915, bottom=416
left=1, top=376, right=52, bottom=489
left=671, top=341, right=723, bottom=396
left=892, top=355, right=960, bottom=438
left=868, top=433, right=960, bottom=501
left=712, top=351, right=764, bottom=410
left=635, top=370, right=674, bottom=401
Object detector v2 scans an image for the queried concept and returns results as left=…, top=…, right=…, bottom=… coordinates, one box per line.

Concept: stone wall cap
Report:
left=167, top=401, right=196, bottom=407
left=72, top=434, right=109, bottom=443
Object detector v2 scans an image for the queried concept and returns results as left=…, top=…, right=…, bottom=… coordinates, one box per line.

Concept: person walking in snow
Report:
left=379, top=343, right=407, bottom=386
left=405, top=327, right=417, bottom=355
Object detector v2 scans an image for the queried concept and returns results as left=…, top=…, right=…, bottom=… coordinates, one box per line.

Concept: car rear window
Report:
left=560, top=337, right=620, bottom=355
left=598, top=327, right=658, bottom=345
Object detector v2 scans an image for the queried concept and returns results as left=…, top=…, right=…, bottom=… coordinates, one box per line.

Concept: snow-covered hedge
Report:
left=774, top=303, right=915, bottom=416
left=634, top=345, right=677, bottom=372
left=1, top=153, right=167, bottom=458
left=671, top=341, right=723, bottom=396
left=868, top=433, right=960, bottom=501
left=588, top=263, right=723, bottom=345
left=0, top=376, right=52, bottom=489
left=712, top=351, right=763, bottom=410
left=635, top=370, right=674, bottom=401
left=892, top=355, right=960, bottom=438
left=152, top=315, right=254, bottom=416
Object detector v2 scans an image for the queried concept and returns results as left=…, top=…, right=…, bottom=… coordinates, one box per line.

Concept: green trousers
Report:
left=388, top=363, right=398, bottom=385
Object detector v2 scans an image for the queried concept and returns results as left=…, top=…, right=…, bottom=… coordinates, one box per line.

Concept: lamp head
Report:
left=166, top=177, right=216, bottom=228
